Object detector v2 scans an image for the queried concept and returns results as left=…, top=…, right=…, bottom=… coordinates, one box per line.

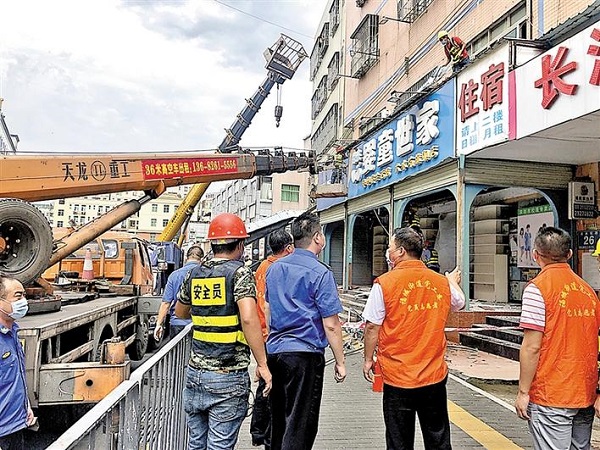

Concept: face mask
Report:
left=3, top=299, right=28, bottom=319
left=385, top=249, right=394, bottom=269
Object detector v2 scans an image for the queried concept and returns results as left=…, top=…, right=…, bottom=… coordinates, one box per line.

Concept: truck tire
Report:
left=128, top=319, right=149, bottom=361
left=0, top=199, right=53, bottom=284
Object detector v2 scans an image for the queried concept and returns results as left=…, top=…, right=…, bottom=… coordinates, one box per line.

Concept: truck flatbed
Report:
left=18, top=296, right=137, bottom=339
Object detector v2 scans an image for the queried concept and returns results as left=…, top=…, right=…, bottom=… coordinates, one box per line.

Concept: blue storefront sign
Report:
left=348, top=80, right=455, bottom=199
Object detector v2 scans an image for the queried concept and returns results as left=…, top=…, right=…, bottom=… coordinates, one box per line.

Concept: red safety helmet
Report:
left=207, top=213, right=249, bottom=243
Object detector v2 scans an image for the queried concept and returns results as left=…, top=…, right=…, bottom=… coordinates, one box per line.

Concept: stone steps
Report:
left=459, top=315, right=522, bottom=361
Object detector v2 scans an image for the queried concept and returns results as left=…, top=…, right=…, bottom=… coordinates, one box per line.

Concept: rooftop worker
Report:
left=0, top=275, right=36, bottom=450
left=438, top=30, right=469, bottom=73
left=363, top=227, right=465, bottom=449
left=515, top=227, right=600, bottom=449
left=154, top=245, right=204, bottom=342
left=249, top=229, right=294, bottom=449
left=175, top=213, right=271, bottom=450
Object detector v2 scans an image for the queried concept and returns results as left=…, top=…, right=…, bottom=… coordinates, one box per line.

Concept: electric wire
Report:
left=213, top=0, right=314, bottom=40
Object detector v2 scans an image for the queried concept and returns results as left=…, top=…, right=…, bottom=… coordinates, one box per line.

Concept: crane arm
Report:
left=0, top=151, right=313, bottom=203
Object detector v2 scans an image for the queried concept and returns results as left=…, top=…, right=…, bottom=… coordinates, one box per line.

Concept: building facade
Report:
left=312, top=0, right=600, bottom=305
left=211, top=171, right=311, bottom=222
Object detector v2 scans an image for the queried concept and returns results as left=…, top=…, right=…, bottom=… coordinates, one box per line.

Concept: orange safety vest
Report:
left=528, top=263, right=600, bottom=408
left=376, top=259, right=451, bottom=388
left=255, top=255, right=280, bottom=341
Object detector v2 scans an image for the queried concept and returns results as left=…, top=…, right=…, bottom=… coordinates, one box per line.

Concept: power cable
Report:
left=213, top=0, right=314, bottom=40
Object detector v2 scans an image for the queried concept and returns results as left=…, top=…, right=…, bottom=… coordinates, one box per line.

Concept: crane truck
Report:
left=0, top=34, right=313, bottom=411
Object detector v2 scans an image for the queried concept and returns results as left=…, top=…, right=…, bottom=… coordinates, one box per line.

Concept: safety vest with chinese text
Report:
left=528, top=263, right=599, bottom=408
left=187, top=259, right=249, bottom=371
left=376, top=259, right=451, bottom=388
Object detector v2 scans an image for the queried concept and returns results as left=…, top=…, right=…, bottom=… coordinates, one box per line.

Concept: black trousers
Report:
left=250, top=376, right=271, bottom=448
left=268, top=352, right=325, bottom=450
left=0, top=429, right=24, bottom=450
left=383, top=377, right=451, bottom=450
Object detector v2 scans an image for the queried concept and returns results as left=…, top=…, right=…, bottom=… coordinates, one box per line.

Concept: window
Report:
left=329, top=0, right=339, bottom=37
left=328, top=52, right=340, bottom=91
left=163, top=205, right=170, bottom=213
left=58, top=209, right=64, bottom=216
left=58, top=199, right=65, bottom=205
left=151, top=218, right=157, bottom=227
left=260, top=177, right=273, bottom=201
left=102, top=240, right=119, bottom=259
left=281, top=184, right=300, bottom=202
left=350, top=14, right=379, bottom=78
left=128, top=220, right=136, bottom=228
left=151, top=204, right=158, bottom=213
left=162, top=219, right=169, bottom=227
left=57, top=221, right=64, bottom=227
left=468, top=2, right=528, bottom=56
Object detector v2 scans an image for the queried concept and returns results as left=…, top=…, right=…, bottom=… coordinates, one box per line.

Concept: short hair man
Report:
left=250, top=229, right=294, bottom=448
left=438, top=30, right=469, bottom=72
left=175, top=213, right=271, bottom=450
left=515, top=227, right=600, bottom=449
left=154, top=245, right=204, bottom=342
left=0, top=275, right=36, bottom=450
left=363, top=227, right=465, bottom=449
left=266, top=211, right=346, bottom=450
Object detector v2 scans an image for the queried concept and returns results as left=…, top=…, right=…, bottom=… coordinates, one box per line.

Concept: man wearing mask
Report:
left=0, top=275, right=35, bottom=450
left=175, top=213, right=271, bottom=450
left=266, top=211, right=346, bottom=450
left=363, top=227, right=464, bottom=449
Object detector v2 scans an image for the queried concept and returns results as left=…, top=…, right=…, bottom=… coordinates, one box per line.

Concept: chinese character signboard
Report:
left=348, top=81, right=454, bottom=199
left=513, top=20, right=600, bottom=139
left=456, top=46, right=509, bottom=155
left=568, top=181, right=596, bottom=219
left=141, top=157, right=238, bottom=180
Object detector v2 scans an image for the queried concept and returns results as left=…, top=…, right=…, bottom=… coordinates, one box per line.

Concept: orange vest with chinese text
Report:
left=376, top=259, right=451, bottom=388
left=528, top=263, right=599, bottom=408
left=255, top=255, right=280, bottom=341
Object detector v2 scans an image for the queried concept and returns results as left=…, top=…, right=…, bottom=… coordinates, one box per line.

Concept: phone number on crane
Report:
left=141, top=158, right=238, bottom=179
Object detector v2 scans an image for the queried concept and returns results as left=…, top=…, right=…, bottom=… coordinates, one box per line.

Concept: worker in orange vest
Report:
left=515, top=227, right=600, bottom=448
left=250, top=229, right=294, bottom=449
left=362, top=226, right=465, bottom=449
left=438, top=30, right=469, bottom=73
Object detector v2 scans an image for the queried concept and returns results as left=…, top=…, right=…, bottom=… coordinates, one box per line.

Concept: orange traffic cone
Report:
left=82, top=247, right=94, bottom=281
left=372, top=359, right=383, bottom=393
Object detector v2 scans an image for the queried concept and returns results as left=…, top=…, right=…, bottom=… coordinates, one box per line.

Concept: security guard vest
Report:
left=187, top=259, right=249, bottom=371
left=376, top=259, right=451, bottom=388
left=528, top=263, right=599, bottom=408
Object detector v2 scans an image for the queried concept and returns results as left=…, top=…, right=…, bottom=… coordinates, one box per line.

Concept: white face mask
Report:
left=2, top=298, right=28, bottom=320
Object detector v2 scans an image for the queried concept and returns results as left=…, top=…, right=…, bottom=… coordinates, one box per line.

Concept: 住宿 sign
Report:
left=513, top=20, right=600, bottom=139
left=348, top=81, right=455, bottom=199
left=456, top=46, right=510, bottom=155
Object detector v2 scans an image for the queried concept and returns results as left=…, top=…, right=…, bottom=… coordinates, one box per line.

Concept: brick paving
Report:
left=236, top=351, right=533, bottom=449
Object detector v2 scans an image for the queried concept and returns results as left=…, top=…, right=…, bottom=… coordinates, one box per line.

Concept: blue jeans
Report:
left=183, top=366, right=250, bottom=450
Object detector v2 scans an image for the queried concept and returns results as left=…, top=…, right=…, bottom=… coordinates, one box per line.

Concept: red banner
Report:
left=141, top=157, right=239, bottom=180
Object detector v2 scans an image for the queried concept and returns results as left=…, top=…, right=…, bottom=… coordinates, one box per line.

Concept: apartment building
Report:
left=312, top=0, right=600, bottom=301
left=211, top=171, right=311, bottom=222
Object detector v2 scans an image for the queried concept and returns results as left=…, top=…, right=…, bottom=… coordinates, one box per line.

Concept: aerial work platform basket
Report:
left=264, top=34, right=308, bottom=80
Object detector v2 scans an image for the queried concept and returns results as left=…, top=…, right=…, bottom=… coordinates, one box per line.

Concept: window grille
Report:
left=350, top=14, right=379, bottom=78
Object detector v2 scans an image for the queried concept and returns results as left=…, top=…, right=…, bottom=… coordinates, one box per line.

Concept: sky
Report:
left=0, top=0, right=324, bottom=162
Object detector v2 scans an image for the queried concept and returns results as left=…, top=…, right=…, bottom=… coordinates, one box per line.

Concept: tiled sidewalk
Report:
left=236, top=348, right=533, bottom=449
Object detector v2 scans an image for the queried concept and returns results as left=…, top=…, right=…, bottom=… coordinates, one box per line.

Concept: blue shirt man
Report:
left=154, top=245, right=204, bottom=341
left=265, top=212, right=346, bottom=450
left=0, top=276, right=34, bottom=450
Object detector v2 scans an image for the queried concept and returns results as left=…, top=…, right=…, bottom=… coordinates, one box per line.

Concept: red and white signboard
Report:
left=513, top=20, right=600, bottom=139
left=456, top=46, right=510, bottom=155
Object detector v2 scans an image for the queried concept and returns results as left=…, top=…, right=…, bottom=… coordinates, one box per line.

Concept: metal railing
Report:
left=48, top=325, right=192, bottom=450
